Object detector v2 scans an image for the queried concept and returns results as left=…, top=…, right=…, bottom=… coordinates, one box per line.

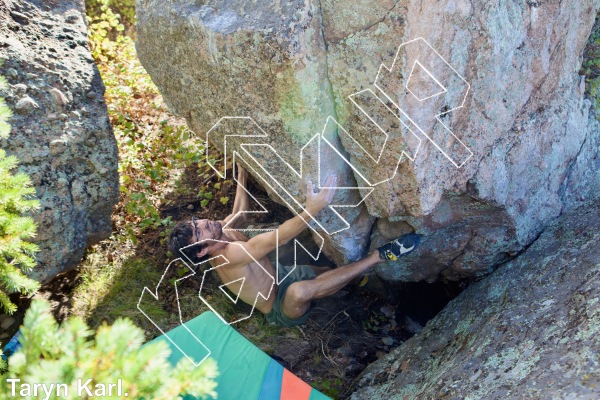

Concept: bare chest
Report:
left=211, top=254, right=277, bottom=313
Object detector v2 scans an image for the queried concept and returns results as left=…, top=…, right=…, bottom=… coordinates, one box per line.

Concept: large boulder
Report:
left=0, top=0, right=119, bottom=282
left=135, top=0, right=379, bottom=265
left=135, top=0, right=600, bottom=278
left=351, top=199, right=600, bottom=399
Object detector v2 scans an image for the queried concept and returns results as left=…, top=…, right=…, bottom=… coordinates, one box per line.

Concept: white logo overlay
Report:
left=138, top=37, right=472, bottom=367
left=400, top=243, right=415, bottom=254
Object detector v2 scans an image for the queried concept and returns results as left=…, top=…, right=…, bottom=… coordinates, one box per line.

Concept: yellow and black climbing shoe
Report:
left=377, top=233, right=421, bottom=261
left=358, top=275, right=369, bottom=287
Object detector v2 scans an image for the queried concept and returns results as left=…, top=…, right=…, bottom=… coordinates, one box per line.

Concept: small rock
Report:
left=59, top=113, right=68, bottom=121
left=0, top=332, right=9, bottom=340
left=6, top=68, right=18, bottom=78
left=380, top=304, right=395, bottom=318
left=86, top=91, right=97, bottom=99
left=7, top=22, right=20, bottom=32
left=19, top=153, right=33, bottom=163
left=49, top=88, right=68, bottom=108
left=39, top=21, right=54, bottom=30
left=15, top=96, right=39, bottom=113
left=382, top=337, right=394, bottom=346
left=187, top=204, right=194, bottom=210
left=10, top=10, right=29, bottom=25
left=0, top=316, right=15, bottom=330
left=65, top=12, right=81, bottom=24
left=49, top=139, right=67, bottom=155
left=13, top=83, right=27, bottom=94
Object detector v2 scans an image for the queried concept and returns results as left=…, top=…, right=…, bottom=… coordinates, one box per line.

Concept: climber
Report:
left=168, top=165, right=420, bottom=327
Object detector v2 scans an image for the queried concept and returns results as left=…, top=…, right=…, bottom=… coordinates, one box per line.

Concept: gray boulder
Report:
left=135, top=0, right=600, bottom=279
left=0, top=0, right=119, bottom=282
left=351, top=199, right=600, bottom=399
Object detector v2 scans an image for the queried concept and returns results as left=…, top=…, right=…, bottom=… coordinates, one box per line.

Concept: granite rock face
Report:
left=136, top=0, right=600, bottom=279
left=0, top=0, right=119, bottom=282
left=369, top=193, right=522, bottom=282
left=351, top=199, right=600, bottom=399
left=135, top=0, right=379, bottom=265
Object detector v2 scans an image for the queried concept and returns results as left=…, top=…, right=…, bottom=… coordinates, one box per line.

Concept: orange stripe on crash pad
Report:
left=280, top=368, right=312, bottom=400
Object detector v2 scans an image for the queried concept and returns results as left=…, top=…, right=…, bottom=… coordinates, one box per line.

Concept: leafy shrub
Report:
left=1, top=299, right=218, bottom=399
left=0, top=68, right=40, bottom=314
left=85, top=0, right=136, bottom=33
left=86, top=5, right=217, bottom=241
left=0, top=74, right=10, bottom=138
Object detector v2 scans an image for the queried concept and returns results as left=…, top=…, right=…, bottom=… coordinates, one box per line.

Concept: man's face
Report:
left=190, top=217, right=222, bottom=244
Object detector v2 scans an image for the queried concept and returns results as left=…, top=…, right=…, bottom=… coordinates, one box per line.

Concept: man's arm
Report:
left=223, top=175, right=338, bottom=265
left=222, top=164, right=250, bottom=228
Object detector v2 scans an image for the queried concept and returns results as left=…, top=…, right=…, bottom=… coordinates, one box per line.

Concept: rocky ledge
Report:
left=352, top=199, right=600, bottom=399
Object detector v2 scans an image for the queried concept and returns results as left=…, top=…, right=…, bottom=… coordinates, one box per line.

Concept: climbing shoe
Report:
left=358, top=275, right=369, bottom=287
left=377, top=233, right=421, bottom=261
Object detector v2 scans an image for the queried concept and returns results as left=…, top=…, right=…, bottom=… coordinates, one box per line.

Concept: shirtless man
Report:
left=168, top=165, right=420, bottom=327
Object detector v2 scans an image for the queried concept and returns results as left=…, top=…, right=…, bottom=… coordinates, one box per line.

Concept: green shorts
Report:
left=265, top=264, right=317, bottom=327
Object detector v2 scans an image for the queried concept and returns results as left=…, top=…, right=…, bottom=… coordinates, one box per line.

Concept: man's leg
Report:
left=281, top=252, right=381, bottom=319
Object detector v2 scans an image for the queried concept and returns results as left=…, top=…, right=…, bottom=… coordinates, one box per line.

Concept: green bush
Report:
left=0, top=75, right=10, bottom=139
left=86, top=0, right=126, bottom=63
left=85, top=0, right=136, bottom=33
left=0, top=68, right=40, bottom=315
left=85, top=5, right=222, bottom=242
left=1, top=299, right=218, bottom=399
